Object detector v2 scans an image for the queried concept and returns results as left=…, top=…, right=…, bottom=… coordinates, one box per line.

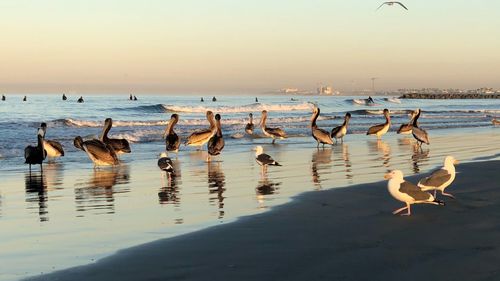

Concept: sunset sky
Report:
left=1, top=0, right=499, bottom=93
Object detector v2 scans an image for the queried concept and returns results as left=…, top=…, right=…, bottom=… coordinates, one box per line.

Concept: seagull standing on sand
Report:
left=164, top=114, right=180, bottom=153
left=384, top=170, right=444, bottom=216
left=158, top=152, right=175, bottom=186
left=186, top=111, right=216, bottom=150
left=245, top=113, right=254, bottom=135
left=255, top=146, right=281, bottom=174
left=40, top=123, right=64, bottom=160
left=411, top=109, right=430, bottom=146
left=418, top=156, right=458, bottom=199
left=377, top=1, right=408, bottom=10
left=366, top=109, right=391, bottom=139
left=311, top=107, right=333, bottom=147
left=260, top=110, right=287, bottom=144
left=331, top=112, right=351, bottom=143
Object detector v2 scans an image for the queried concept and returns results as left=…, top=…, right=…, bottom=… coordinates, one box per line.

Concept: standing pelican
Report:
left=100, top=118, right=131, bottom=154
left=25, top=128, right=47, bottom=173
left=311, top=107, right=333, bottom=147
left=331, top=112, right=351, bottom=143
left=411, top=109, right=429, bottom=146
left=40, top=123, right=64, bottom=160
left=164, top=114, right=180, bottom=152
left=245, top=113, right=254, bottom=135
left=158, top=152, right=175, bottom=186
left=366, top=109, right=391, bottom=139
left=74, top=136, right=119, bottom=167
left=397, top=110, right=418, bottom=135
left=186, top=111, right=216, bottom=150
left=207, top=114, right=225, bottom=161
left=260, top=110, right=287, bottom=144
left=255, top=145, right=281, bottom=174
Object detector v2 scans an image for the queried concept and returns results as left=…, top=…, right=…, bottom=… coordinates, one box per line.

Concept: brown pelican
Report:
left=158, top=152, right=175, bottom=186
left=411, top=109, right=429, bottom=146
left=40, top=123, right=64, bottom=159
left=100, top=118, right=131, bottom=154
left=245, top=113, right=254, bottom=135
left=186, top=111, right=216, bottom=150
left=62, top=94, right=67, bottom=101
left=377, top=1, right=408, bottom=10
left=366, top=109, right=391, bottom=139
left=397, top=110, right=418, bottom=135
left=24, top=128, right=47, bottom=173
left=164, top=114, right=180, bottom=152
left=311, top=107, right=333, bottom=147
left=385, top=170, right=444, bottom=216
left=418, top=156, right=458, bottom=199
left=77, top=96, right=84, bottom=103
left=255, top=145, right=281, bottom=174
left=207, top=114, right=225, bottom=161
left=260, top=110, right=287, bottom=144
left=331, top=112, right=351, bottom=144
left=74, top=136, right=119, bottom=167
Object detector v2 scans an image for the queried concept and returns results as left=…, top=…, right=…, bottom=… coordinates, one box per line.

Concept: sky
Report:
left=1, top=0, right=500, bottom=93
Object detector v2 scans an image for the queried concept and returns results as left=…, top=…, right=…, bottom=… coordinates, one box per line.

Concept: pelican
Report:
left=331, top=112, right=351, bottom=143
left=255, top=145, right=281, bottom=174
left=164, top=114, right=180, bottom=152
left=385, top=170, right=444, bottom=216
left=245, top=113, right=254, bottom=135
left=158, top=152, right=175, bottom=186
left=377, top=1, right=408, bottom=10
left=366, top=109, right=391, bottom=138
left=260, top=110, right=287, bottom=144
left=186, top=111, right=216, bottom=150
left=74, top=136, right=119, bottom=167
left=40, top=123, right=64, bottom=159
left=411, top=109, right=429, bottom=146
left=207, top=114, right=225, bottom=161
left=311, top=107, right=333, bottom=147
left=397, top=110, right=417, bottom=135
left=418, top=156, right=458, bottom=199
left=100, top=118, right=131, bottom=154
left=25, top=128, right=47, bottom=173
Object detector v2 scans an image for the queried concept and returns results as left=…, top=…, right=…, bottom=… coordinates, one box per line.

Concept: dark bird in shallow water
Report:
left=100, top=118, right=131, bottom=154
left=164, top=114, right=181, bottom=152
left=331, top=112, right=351, bottom=144
left=397, top=110, right=418, bottom=135
left=366, top=109, right=391, bottom=139
left=245, top=113, right=254, bottom=135
left=261, top=110, right=287, bottom=144
left=40, top=123, right=64, bottom=159
left=25, top=128, right=47, bottom=174
left=311, top=106, right=333, bottom=147
left=411, top=109, right=429, bottom=146
left=207, top=114, right=225, bottom=161
left=74, top=136, right=119, bottom=167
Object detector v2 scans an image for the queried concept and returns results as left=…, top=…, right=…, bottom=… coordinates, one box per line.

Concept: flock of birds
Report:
left=22, top=102, right=456, bottom=216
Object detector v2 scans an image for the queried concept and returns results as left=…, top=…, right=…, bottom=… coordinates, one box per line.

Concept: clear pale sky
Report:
left=1, top=0, right=499, bottom=93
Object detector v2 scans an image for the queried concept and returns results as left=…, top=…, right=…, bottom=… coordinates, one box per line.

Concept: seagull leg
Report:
left=392, top=205, right=408, bottom=215
left=441, top=191, right=455, bottom=199
left=399, top=203, right=411, bottom=216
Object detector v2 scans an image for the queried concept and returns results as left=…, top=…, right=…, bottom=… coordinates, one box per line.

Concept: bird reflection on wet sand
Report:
left=411, top=144, right=430, bottom=173
left=74, top=166, right=130, bottom=216
left=24, top=173, right=48, bottom=222
left=368, top=139, right=392, bottom=168
left=335, top=143, right=353, bottom=181
left=207, top=161, right=225, bottom=219
left=311, top=148, right=332, bottom=188
left=159, top=160, right=181, bottom=205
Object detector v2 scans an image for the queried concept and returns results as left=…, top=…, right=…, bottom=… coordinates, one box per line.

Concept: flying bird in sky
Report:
left=377, top=1, right=408, bottom=10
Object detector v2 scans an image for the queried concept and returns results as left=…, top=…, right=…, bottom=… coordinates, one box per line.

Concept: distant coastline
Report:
left=400, top=93, right=500, bottom=99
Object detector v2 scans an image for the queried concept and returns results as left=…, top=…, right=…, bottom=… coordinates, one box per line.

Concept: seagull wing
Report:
left=395, top=2, right=408, bottom=10
left=376, top=2, right=387, bottom=10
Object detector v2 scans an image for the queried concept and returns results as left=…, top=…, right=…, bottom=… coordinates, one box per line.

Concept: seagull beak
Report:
left=384, top=173, right=391, bottom=180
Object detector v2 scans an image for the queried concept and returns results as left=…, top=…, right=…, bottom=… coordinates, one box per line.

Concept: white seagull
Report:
left=377, top=1, right=408, bottom=10
left=418, top=156, right=458, bottom=199
left=254, top=146, right=281, bottom=174
left=385, top=170, right=444, bottom=216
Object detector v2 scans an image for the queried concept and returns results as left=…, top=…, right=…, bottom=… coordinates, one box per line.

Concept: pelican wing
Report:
left=397, top=123, right=412, bottom=134
left=313, top=127, right=333, bottom=144
left=400, top=181, right=431, bottom=201
left=245, top=123, right=254, bottom=133
left=366, top=123, right=385, bottom=135
left=166, top=133, right=180, bottom=151
left=266, top=127, right=287, bottom=138
left=186, top=129, right=214, bottom=145
left=84, top=140, right=119, bottom=165
left=208, top=135, right=225, bottom=156
left=395, top=2, right=408, bottom=10
left=108, top=138, right=131, bottom=153
left=418, top=169, right=451, bottom=188
left=331, top=125, right=342, bottom=138
left=45, top=140, right=65, bottom=156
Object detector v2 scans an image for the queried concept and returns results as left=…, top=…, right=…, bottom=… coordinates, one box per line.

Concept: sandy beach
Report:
left=25, top=159, right=500, bottom=281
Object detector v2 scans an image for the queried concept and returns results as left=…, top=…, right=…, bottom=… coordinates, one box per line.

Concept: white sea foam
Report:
left=163, top=102, right=315, bottom=113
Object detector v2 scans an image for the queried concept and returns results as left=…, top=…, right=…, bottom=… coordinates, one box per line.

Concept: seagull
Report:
left=366, top=109, right=391, bottom=139
left=254, top=146, right=281, bottom=174
left=418, top=156, right=458, bottom=199
left=331, top=112, right=351, bottom=144
left=377, top=1, right=408, bottom=10
left=385, top=170, right=444, bottom=216
left=158, top=152, right=175, bottom=186
left=311, top=106, right=334, bottom=147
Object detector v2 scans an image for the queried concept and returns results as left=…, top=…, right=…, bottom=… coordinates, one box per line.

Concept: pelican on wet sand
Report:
left=40, top=123, right=64, bottom=160
left=260, top=110, right=287, bottom=144
left=74, top=136, right=119, bottom=167
left=207, top=114, right=225, bottom=161
left=186, top=111, right=216, bottom=150
left=366, top=109, right=391, bottom=139
left=331, top=112, right=351, bottom=143
left=311, top=107, right=333, bottom=147
left=24, top=128, right=47, bottom=174
left=164, top=114, right=181, bottom=153
left=397, top=110, right=417, bottom=135
left=245, top=113, right=255, bottom=135
left=100, top=118, right=131, bottom=154
left=411, top=109, right=430, bottom=147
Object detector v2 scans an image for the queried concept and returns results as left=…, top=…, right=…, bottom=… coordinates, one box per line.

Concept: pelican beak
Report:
left=384, top=173, right=392, bottom=180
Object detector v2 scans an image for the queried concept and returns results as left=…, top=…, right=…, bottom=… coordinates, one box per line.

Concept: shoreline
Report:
left=27, top=159, right=500, bottom=281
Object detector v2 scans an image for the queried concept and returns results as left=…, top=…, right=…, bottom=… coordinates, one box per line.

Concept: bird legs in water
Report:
left=392, top=203, right=411, bottom=216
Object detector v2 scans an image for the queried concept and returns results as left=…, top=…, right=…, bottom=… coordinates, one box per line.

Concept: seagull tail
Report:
left=273, top=161, right=282, bottom=166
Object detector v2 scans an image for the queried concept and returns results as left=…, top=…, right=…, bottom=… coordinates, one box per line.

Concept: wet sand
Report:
left=26, top=159, right=500, bottom=281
